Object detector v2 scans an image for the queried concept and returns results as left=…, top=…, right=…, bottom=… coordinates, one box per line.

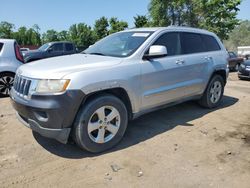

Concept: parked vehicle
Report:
left=0, top=39, right=24, bottom=97
left=228, top=51, right=244, bottom=71
left=23, top=41, right=77, bottom=62
left=10, top=27, right=229, bottom=153
left=238, top=60, right=250, bottom=80
left=20, top=48, right=30, bottom=56
left=238, top=46, right=250, bottom=60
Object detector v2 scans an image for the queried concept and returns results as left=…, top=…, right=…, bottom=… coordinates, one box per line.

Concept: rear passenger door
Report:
left=178, top=32, right=211, bottom=97
left=64, top=43, right=75, bottom=55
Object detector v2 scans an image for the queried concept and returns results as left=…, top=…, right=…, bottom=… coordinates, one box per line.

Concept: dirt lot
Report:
left=0, top=72, right=249, bottom=188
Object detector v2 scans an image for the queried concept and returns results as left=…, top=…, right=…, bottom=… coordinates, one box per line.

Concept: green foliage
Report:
left=148, top=0, right=242, bottom=40
left=0, top=21, right=15, bottom=38
left=0, top=1, right=243, bottom=47
left=224, top=20, right=250, bottom=51
left=42, top=29, right=59, bottom=43
left=94, top=16, right=109, bottom=40
left=198, top=0, right=241, bottom=40
left=134, top=15, right=150, bottom=28
left=69, top=23, right=95, bottom=49
left=109, top=17, right=128, bottom=34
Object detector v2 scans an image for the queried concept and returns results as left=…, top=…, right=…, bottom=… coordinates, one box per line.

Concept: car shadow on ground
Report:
left=33, top=95, right=239, bottom=159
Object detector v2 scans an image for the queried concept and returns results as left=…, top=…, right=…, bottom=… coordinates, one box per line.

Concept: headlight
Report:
left=246, top=66, right=250, bottom=71
left=36, top=79, right=70, bottom=93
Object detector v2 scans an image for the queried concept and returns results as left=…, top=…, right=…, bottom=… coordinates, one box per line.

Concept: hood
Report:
left=243, top=60, right=250, bottom=66
left=23, top=49, right=41, bottom=56
left=17, top=54, right=122, bottom=79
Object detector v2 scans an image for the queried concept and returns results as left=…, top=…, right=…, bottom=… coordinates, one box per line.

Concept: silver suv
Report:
left=10, top=27, right=229, bottom=153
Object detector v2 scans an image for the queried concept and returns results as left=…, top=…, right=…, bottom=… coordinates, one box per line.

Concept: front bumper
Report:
left=10, top=89, right=85, bottom=144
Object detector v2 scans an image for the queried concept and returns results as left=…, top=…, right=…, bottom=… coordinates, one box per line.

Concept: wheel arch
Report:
left=81, top=87, right=133, bottom=120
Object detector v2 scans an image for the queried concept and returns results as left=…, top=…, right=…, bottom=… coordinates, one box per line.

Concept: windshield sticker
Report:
left=132, top=33, right=150, bottom=37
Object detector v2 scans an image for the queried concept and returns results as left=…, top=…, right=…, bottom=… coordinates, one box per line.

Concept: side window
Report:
left=153, top=32, right=181, bottom=56
left=65, top=43, right=74, bottom=51
left=229, top=52, right=236, bottom=58
left=180, top=32, right=206, bottom=54
left=52, top=43, right=63, bottom=52
left=201, top=34, right=221, bottom=51
left=0, top=43, right=3, bottom=52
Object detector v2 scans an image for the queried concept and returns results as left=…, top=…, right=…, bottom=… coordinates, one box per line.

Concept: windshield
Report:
left=84, top=31, right=153, bottom=57
left=38, top=43, right=50, bottom=51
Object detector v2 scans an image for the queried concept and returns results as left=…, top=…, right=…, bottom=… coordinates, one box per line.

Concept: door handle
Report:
left=176, top=60, right=185, bottom=64
left=204, top=56, right=212, bottom=61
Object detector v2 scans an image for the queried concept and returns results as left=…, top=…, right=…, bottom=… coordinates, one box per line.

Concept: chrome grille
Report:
left=13, top=75, right=32, bottom=96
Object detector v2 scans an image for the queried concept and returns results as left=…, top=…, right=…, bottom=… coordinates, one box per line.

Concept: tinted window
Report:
left=65, top=43, right=74, bottom=51
left=153, top=32, right=181, bottom=56
left=201, top=34, right=221, bottom=51
left=52, top=43, right=63, bottom=52
left=0, top=43, right=3, bottom=52
left=229, top=52, right=236, bottom=58
left=181, top=32, right=206, bottom=54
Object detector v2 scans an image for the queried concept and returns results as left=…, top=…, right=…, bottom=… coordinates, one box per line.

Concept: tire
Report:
left=234, top=64, right=240, bottom=72
left=0, top=72, right=15, bottom=97
left=199, top=75, right=225, bottom=108
left=73, top=94, right=128, bottom=153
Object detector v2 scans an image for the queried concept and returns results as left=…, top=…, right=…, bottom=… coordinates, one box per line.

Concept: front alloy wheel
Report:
left=0, top=73, right=15, bottom=97
left=87, top=106, right=121, bottom=144
left=73, top=94, right=128, bottom=153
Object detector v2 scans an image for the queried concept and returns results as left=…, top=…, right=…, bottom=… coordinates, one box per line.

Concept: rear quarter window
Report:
left=201, top=34, right=221, bottom=51
left=0, top=43, right=3, bottom=53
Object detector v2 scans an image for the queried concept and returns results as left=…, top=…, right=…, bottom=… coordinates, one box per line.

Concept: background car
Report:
left=228, top=51, right=244, bottom=71
left=0, top=39, right=24, bottom=97
left=238, top=60, right=250, bottom=80
left=23, top=41, right=77, bottom=62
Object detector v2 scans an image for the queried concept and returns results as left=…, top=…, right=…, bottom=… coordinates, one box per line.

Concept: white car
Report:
left=0, top=39, right=24, bottom=97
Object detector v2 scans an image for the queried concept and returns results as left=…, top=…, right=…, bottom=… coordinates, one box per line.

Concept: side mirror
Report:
left=143, top=45, right=168, bottom=59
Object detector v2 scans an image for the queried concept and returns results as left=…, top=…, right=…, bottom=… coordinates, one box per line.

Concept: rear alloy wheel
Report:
left=73, top=94, right=128, bottom=153
left=0, top=73, right=15, bottom=97
left=199, top=75, right=224, bottom=108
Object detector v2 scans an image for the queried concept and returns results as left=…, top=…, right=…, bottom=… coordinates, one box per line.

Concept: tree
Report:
left=58, top=30, right=69, bottom=41
left=69, top=23, right=95, bottom=49
left=134, top=15, right=149, bottom=28
left=0, top=21, right=14, bottom=38
left=94, top=17, right=109, bottom=40
left=149, top=0, right=170, bottom=26
left=224, top=20, right=250, bottom=51
left=109, top=17, right=128, bottom=34
left=42, top=29, right=59, bottom=43
left=14, top=26, right=28, bottom=45
left=198, top=0, right=241, bottom=40
left=148, top=0, right=241, bottom=40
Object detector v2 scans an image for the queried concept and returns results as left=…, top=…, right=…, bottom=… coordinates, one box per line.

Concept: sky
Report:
left=0, top=0, right=250, bottom=33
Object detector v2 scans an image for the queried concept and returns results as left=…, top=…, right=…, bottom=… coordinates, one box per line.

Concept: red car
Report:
left=228, top=51, right=244, bottom=71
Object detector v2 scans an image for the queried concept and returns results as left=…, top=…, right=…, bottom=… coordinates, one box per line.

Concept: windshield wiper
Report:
left=88, top=52, right=106, bottom=56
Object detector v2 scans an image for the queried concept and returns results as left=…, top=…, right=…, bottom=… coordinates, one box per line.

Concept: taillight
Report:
left=14, top=43, right=24, bottom=63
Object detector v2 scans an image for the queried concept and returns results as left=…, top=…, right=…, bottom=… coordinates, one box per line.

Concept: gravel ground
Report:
left=0, top=72, right=249, bottom=188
